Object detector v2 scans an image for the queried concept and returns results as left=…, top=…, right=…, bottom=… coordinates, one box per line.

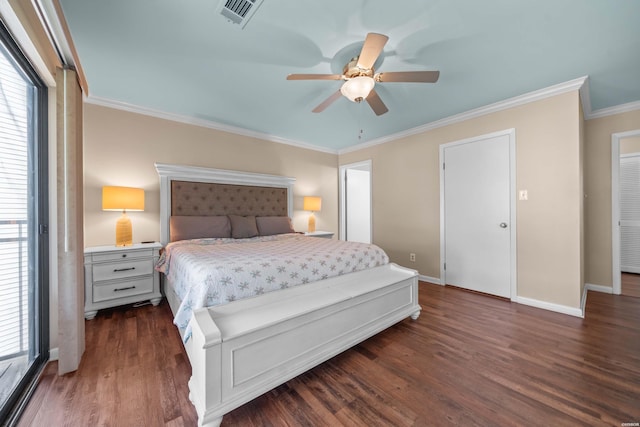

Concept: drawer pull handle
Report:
left=114, top=267, right=135, bottom=272
left=114, top=286, right=136, bottom=292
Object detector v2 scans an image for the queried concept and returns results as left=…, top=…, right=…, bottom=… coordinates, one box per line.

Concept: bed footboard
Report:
left=187, top=263, right=420, bottom=427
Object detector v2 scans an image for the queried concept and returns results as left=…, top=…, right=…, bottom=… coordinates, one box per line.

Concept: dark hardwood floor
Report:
left=622, top=272, right=640, bottom=298
left=17, top=283, right=640, bottom=426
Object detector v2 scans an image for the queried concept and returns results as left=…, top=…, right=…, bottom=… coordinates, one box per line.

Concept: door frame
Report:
left=439, top=129, right=517, bottom=299
left=611, top=129, right=640, bottom=295
left=339, top=160, right=372, bottom=241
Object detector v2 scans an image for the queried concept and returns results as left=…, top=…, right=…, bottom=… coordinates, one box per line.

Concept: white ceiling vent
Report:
left=217, top=0, right=264, bottom=28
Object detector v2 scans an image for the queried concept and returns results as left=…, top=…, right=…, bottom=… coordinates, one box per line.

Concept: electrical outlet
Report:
left=409, top=253, right=416, bottom=262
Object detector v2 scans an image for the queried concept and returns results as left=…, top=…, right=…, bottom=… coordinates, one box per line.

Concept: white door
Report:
left=620, top=154, right=640, bottom=274
left=442, top=131, right=514, bottom=298
left=340, top=161, right=372, bottom=243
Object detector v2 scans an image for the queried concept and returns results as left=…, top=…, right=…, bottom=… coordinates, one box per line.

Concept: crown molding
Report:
left=339, top=76, right=588, bottom=154
left=18, top=4, right=639, bottom=154
left=85, top=95, right=338, bottom=155
left=86, top=75, right=639, bottom=156
left=586, top=99, right=640, bottom=120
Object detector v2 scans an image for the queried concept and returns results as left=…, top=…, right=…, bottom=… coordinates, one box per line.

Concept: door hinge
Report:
left=39, top=224, right=48, bottom=234
left=442, top=163, right=445, bottom=170
left=444, top=262, right=446, bottom=271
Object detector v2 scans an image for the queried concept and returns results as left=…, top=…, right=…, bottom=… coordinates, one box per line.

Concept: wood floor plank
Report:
left=17, top=283, right=640, bottom=426
left=622, top=272, right=640, bottom=297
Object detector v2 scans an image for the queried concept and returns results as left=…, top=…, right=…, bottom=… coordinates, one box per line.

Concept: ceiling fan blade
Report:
left=366, top=89, right=389, bottom=116
left=356, top=33, right=389, bottom=70
left=312, top=90, right=342, bottom=113
left=287, top=74, right=343, bottom=81
left=376, top=70, right=440, bottom=83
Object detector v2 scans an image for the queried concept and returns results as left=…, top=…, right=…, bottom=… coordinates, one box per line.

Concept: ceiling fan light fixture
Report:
left=340, top=76, right=375, bottom=102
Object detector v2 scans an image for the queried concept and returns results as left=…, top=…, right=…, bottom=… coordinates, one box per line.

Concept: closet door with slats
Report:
left=620, top=154, right=640, bottom=274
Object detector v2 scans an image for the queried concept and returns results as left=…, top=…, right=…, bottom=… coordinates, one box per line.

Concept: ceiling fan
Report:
left=287, top=33, right=440, bottom=116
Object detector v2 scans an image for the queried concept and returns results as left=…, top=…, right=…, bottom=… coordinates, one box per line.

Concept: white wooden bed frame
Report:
left=155, top=163, right=420, bottom=427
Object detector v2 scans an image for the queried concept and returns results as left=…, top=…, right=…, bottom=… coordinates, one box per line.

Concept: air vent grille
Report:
left=218, top=0, right=264, bottom=28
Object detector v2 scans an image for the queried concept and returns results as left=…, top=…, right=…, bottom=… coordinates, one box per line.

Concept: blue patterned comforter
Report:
left=156, top=233, right=389, bottom=340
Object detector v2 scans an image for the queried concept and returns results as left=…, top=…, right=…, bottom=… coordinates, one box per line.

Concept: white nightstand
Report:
left=304, top=231, right=334, bottom=239
left=84, top=242, right=162, bottom=320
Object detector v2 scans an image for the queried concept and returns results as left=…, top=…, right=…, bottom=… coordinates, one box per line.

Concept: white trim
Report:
left=514, top=296, right=584, bottom=318
left=611, top=129, right=640, bottom=295
left=338, top=160, right=372, bottom=242
left=418, top=275, right=441, bottom=285
left=33, top=0, right=88, bottom=92
left=612, top=133, right=621, bottom=295
left=49, top=347, right=59, bottom=361
left=339, top=77, right=587, bottom=155
left=578, top=283, right=614, bottom=317
left=580, top=286, right=588, bottom=317
left=0, top=0, right=57, bottom=86
left=578, top=76, right=592, bottom=118
left=154, top=163, right=295, bottom=245
left=82, top=75, right=639, bottom=156
left=585, top=283, right=614, bottom=294
left=86, top=96, right=338, bottom=155
left=439, top=128, right=517, bottom=299
left=587, top=99, right=640, bottom=120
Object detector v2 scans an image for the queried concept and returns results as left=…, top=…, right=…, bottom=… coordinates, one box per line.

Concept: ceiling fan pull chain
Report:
left=358, top=101, right=364, bottom=140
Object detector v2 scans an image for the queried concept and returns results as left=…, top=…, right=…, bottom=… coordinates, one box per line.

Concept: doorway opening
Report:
left=612, top=129, right=640, bottom=297
left=339, top=161, right=372, bottom=243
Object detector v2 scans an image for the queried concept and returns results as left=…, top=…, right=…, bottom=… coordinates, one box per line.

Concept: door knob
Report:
left=499, top=222, right=508, bottom=228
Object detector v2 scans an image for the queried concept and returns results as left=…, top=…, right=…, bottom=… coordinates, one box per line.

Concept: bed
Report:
left=155, top=163, right=420, bottom=427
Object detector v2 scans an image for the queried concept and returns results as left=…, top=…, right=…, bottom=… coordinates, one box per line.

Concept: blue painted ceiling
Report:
left=58, top=0, right=640, bottom=151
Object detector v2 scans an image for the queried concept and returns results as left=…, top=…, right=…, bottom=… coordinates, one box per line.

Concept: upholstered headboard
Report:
left=171, top=181, right=288, bottom=217
left=155, top=163, right=295, bottom=245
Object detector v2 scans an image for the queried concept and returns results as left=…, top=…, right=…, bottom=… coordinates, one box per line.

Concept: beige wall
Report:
left=340, top=91, right=583, bottom=308
left=620, top=135, right=640, bottom=155
left=584, top=111, right=640, bottom=287
left=83, top=104, right=339, bottom=247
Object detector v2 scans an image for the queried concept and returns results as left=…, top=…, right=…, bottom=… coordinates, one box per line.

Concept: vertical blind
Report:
left=0, top=50, right=30, bottom=358
left=621, top=155, right=640, bottom=274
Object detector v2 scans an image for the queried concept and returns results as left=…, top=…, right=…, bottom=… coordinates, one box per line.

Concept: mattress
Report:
left=156, top=233, right=389, bottom=338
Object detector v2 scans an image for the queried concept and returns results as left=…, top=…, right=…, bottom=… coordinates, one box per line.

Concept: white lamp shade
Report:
left=340, top=76, right=375, bottom=102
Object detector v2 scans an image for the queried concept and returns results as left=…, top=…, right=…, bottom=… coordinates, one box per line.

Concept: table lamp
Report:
left=102, top=186, right=145, bottom=246
left=303, top=196, right=322, bottom=233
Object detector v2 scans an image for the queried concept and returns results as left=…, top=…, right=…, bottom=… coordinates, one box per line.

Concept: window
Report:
left=0, top=20, right=49, bottom=423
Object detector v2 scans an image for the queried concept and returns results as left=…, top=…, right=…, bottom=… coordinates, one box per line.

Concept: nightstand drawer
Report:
left=93, top=259, right=153, bottom=282
left=84, top=243, right=162, bottom=320
left=91, top=248, right=154, bottom=262
left=93, top=277, right=154, bottom=303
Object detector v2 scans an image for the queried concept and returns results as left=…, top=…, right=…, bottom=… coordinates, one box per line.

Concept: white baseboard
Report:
left=418, top=275, right=442, bottom=285
left=514, top=296, right=584, bottom=319
left=581, top=283, right=614, bottom=317
left=585, top=283, right=614, bottom=294
left=49, top=347, right=59, bottom=361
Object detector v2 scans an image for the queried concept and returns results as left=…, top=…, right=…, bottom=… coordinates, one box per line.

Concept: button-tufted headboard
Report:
left=171, top=181, right=288, bottom=217
left=156, top=163, right=296, bottom=245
